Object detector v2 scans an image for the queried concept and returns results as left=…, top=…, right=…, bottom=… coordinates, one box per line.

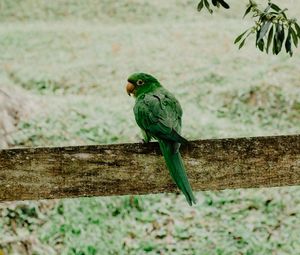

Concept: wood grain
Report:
left=0, top=135, right=299, bottom=202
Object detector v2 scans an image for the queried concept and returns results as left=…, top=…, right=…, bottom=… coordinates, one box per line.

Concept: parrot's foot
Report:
left=141, top=138, right=150, bottom=143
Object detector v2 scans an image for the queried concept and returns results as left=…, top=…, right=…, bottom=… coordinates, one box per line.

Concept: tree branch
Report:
left=0, top=135, right=299, bottom=202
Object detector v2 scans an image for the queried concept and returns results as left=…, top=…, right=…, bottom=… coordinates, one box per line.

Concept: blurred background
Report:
left=0, top=0, right=299, bottom=254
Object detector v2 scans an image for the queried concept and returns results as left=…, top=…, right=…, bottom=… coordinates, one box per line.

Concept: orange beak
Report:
left=126, top=82, right=135, bottom=96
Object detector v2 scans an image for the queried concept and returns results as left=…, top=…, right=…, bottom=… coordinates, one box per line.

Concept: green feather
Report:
left=128, top=72, right=197, bottom=205
left=159, top=140, right=196, bottom=206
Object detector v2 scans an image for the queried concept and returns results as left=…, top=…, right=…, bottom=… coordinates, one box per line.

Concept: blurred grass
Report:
left=0, top=0, right=300, bottom=254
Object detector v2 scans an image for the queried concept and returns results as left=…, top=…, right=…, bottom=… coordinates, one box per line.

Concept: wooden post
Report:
left=0, top=135, right=299, bottom=202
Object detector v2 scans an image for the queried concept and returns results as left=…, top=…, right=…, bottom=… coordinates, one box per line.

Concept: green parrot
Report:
left=126, top=72, right=196, bottom=205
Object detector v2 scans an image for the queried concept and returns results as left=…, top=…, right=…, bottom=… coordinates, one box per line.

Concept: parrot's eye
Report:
left=136, top=79, right=144, bottom=86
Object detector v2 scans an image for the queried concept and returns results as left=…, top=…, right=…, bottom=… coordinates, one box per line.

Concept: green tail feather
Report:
left=159, top=140, right=196, bottom=206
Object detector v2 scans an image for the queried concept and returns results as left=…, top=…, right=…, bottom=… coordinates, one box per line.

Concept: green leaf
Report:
left=264, top=4, right=272, bottom=13
left=234, top=29, right=249, bottom=44
left=204, top=0, right=213, bottom=14
left=290, top=27, right=298, bottom=47
left=278, top=23, right=285, bottom=47
left=273, top=24, right=279, bottom=55
left=239, top=38, right=246, bottom=49
left=285, top=31, right=291, bottom=52
left=258, top=21, right=271, bottom=42
left=243, top=5, right=252, bottom=18
left=274, top=23, right=285, bottom=54
left=281, top=11, right=287, bottom=20
left=212, top=0, right=218, bottom=6
left=217, top=0, right=230, bottom=9
left=87, top=246, right=97, bottom=255
left=197, top=0, right=204, bottom=12
left=257, top=38, right=264, bottom=52
left=285, top=31, right=293, bottom=56
left=269, top=3, right=281, bottom=12
left=293, top=22, right=300, bottom=38
left=266, top=25, right=274, bottom=54
left=273, top=36, right=278, bottom=54
left=256, top=27, right=260, bottom=45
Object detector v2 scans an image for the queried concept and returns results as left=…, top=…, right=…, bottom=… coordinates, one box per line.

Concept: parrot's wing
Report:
left=134, top=90, right=187, bottom=144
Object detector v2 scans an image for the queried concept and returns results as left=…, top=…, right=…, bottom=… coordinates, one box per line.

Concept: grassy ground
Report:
left=0, top=0, right=300, bottom=254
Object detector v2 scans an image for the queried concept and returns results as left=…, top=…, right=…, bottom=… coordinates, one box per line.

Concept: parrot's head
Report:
left=126, top=72, right=161, bottom=97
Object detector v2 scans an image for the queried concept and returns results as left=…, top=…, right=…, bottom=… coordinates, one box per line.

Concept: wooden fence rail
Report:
left=0, top=135, right=299, bottom=202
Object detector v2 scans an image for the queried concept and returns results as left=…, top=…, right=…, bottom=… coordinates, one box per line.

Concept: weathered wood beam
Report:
left=0, top=135, right=299, bottom=202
